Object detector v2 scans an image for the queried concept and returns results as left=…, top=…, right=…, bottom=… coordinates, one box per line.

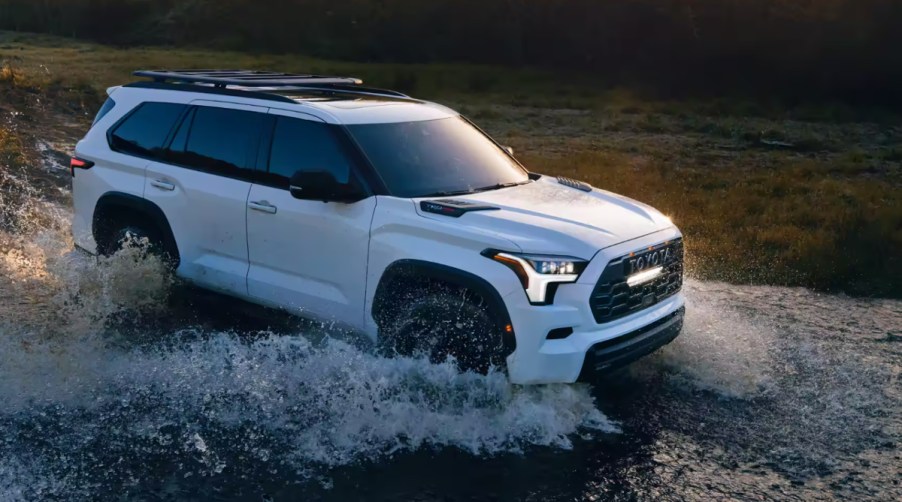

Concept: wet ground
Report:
left=0, top=128, right=900, bottom=501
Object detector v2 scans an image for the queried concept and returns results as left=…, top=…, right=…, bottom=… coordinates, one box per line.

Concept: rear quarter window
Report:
left=92, top=97, right=116, bottom=126
left=108, top=102, right=186, bottom=160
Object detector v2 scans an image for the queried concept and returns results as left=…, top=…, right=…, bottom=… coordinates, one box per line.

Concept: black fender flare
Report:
left=93, top=191, right=180, bottom=265
left=372, top=259, right=516, bottom=354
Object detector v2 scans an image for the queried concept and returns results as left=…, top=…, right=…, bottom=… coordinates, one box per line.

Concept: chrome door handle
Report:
left=248, top=201, right=277, bottom=214
left=150, top=179, right=175, bottom=191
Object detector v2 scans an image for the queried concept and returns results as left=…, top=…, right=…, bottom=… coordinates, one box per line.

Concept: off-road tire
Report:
left=380, top=286, right=506, bottom=374
left=101, top=222, right=173, bottom=268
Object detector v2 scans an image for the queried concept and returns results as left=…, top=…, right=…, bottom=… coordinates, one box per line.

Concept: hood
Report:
left=415, top=177, right=675, bottom=259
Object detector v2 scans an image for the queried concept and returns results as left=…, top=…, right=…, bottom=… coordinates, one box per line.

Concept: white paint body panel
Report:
left=246, top=186, right=376, bottom=329
left=415, top=176, right=675, bottom=259
left=71, top=146, right=146, bottom=254
left=308, top=99, right=456, bottom=124
left=72, top=83, right=685, bottom=384
left=143, top=160, right=252, bottom=295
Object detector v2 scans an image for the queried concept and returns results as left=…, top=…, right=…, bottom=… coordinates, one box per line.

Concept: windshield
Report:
left=346, top=117, right=529, bottom=198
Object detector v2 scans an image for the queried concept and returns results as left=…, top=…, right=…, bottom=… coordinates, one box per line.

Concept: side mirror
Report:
left=502, top=145, right=515, bottom=156
left=289, top=170, right=362, bottom=203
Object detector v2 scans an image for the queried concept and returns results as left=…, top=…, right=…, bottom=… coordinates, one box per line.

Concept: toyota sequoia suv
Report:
left=71, top=70, right=685, bottom=384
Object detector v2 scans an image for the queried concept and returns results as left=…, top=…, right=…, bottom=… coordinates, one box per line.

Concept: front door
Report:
left=246, top=109, right=376, bottom=328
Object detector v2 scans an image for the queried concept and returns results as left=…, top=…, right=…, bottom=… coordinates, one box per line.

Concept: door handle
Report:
left=150, top=179, right=175, bottom=191
left=248, top=201, right=277, bottom=214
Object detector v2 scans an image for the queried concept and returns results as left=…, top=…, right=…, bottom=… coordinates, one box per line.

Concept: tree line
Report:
left=1, top=0, right=900, bottom=104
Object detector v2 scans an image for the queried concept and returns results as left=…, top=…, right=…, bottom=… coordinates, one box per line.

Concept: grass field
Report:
left=1, top=31, right=899, bottom=297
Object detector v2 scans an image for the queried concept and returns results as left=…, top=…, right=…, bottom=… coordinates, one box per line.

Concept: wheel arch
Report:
left=93, top=191, right=180, bottom=265
left=372, top=259, right=516, bottom=355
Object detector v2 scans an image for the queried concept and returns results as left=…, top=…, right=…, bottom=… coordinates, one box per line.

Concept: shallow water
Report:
left=1, top=203, right=900, bottom=500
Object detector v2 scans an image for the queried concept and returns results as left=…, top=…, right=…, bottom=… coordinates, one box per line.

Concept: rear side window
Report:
left=167, top=106, right=264, bottom=180
left=92, top=97, right=116, bottom=126
left=263, top=116, right=353, bottom=188
left=109, top=102, right=186, bottom=159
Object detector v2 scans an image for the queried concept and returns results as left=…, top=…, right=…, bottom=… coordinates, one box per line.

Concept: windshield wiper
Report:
left=420, top=181, right=529, bottom=198
left=469, top=180, right=530, bottom=193
left=419, top=188, right=481, bottom=198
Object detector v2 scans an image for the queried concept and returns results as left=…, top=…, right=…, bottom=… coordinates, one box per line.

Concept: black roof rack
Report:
left=131, top=69, right=411, bottom=99
left=134, top=69, right=363, bottom=87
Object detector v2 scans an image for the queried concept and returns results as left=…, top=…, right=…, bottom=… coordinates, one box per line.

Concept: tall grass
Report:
left=0, top=32, right=899, bottom=297
left=523, top=151, right=899, bottom=296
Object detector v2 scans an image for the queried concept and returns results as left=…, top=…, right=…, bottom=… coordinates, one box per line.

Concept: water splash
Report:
left=0, top=201, right=616, bottom=499
left=633, top=279, right=777, bottom=398
left=0, top=224, right=172, bottom=338
left=0, top=323, right=616, bottom=497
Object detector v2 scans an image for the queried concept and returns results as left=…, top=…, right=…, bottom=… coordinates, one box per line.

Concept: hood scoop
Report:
left=420, top=199, right=500, bottom=218
left=556, top=176, right=593, bottom=192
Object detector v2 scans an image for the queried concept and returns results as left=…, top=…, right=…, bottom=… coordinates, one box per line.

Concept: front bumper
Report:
left=577, top=307, right=683, bottom=380
left=503, top=228, right=685, bottom=385
left=504, top=292, right=685, bottom=384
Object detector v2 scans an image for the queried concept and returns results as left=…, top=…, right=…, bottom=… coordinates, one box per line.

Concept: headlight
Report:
left=482, top=250, right=588, bottom=304
left=523, top=256, right=582, bottom=275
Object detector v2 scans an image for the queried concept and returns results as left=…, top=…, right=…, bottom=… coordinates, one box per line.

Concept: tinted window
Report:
left=109, top=102, right=185, bottom=159
left=263, top=116, right=353, bottom=188
left=92, top=97, right=116, bottom=126
left=168, top=106, right=264, bottom=179
left=168, top=107, right=194, bottom=153
left=346, top=117, right=528, bottom=198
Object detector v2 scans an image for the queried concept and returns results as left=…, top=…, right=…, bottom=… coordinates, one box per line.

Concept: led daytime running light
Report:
left=490, top=252, right=584, bottom=304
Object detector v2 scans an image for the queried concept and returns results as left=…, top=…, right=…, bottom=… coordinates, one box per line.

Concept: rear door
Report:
left=144, top=101, right=266, bottom=295
left=246, top=109, right=377, bottom=328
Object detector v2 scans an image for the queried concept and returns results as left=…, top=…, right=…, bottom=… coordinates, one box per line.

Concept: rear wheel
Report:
left=380, top=286, right=507, bottom=374
left=101, top=221, right=173, bottom=268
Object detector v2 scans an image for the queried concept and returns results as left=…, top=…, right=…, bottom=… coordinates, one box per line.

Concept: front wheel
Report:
left=380, top=288, right=507, bottom=374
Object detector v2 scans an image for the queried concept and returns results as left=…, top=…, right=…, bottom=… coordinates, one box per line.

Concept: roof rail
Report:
left=132, top=69, right=411, bottom=99
left=134, top=69, right=363, bottom=87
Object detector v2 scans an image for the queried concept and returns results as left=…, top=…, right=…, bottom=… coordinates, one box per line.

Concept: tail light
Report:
left=70, top=157, right=95, bottom=176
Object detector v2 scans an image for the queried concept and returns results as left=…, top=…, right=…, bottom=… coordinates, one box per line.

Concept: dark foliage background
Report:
left=1, top=0, right=901, bottom=103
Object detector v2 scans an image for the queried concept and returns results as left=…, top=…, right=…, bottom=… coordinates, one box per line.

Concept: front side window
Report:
left=262, top=116, right=353, bottom=188
left=346, top=117, right=528, bottom=198
left=109, top=102, right=185, bottom=159
left=167, top=106, right=265, bottom=179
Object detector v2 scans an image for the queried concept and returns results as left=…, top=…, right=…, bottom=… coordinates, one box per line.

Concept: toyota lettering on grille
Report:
left=627, top=245, right=673, bottom=275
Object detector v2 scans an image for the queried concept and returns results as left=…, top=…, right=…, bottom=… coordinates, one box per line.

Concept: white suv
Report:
left=71, top=70, right=685, bottom=384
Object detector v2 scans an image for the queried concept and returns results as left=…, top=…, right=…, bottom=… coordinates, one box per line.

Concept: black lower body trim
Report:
left=578, top=307, right=684, bottom=380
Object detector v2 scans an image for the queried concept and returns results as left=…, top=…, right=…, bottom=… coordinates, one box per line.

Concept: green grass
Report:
left=522, top=151, right=899, bottom=295
left=1, top=31, right=899, bottom=297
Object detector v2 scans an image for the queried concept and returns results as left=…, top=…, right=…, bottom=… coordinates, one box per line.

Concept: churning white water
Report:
left=0, top=207, right=620, bottom=499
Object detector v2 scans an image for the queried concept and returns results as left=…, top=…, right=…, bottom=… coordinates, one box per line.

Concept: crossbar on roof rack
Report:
left=133, top=69, right=364, bottom=88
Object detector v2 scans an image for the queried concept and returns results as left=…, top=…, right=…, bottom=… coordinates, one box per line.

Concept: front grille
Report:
left=589, top=239, right=683, bottom=324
